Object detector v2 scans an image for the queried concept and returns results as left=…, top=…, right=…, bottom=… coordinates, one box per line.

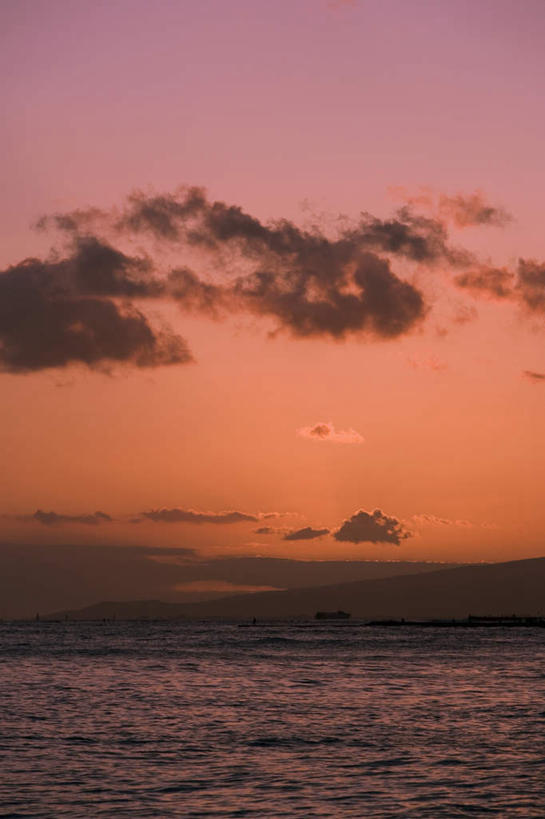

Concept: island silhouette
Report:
left=44, top=556, right=545, bottom=621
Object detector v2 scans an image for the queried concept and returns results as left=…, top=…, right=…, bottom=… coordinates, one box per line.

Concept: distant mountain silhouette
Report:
left=0, top=546, right=454, bottom=619
left=46, top=557, right=545, bottom=620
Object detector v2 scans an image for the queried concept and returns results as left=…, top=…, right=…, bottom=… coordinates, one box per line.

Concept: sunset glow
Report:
left=2, top=0, right=545, bottom=615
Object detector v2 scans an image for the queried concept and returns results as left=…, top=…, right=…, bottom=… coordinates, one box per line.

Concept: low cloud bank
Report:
left=141, top=508, right=258, bottom=524
left=30, top=510, right=112, bottom=526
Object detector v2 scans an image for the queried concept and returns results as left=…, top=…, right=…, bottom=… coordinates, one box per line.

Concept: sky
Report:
left=2, top=0, right=545, bottom=609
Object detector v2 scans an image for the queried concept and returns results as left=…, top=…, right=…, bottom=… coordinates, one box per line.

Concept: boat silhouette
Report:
left=315, top=610, right=351, bottom=620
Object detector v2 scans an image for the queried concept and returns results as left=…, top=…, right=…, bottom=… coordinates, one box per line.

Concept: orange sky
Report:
left=2, top=0, right=545, bottom=567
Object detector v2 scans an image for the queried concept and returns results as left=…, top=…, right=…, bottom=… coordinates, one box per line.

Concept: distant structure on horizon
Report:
left=315, top=610, right=351, bottom=620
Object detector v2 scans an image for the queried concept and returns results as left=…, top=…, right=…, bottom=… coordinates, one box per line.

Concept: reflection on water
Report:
left=1, top=621, right=545, bottom=817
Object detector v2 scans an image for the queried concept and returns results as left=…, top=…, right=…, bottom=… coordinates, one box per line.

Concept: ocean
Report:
left=1, top=621, right=544, bottom=817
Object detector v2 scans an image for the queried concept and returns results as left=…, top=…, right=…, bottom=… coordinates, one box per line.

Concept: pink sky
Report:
left=2, top=0, right=545, bottom=565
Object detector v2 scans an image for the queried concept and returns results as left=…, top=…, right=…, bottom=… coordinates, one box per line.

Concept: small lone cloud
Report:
left=284, top=526, right=330, bottom=541
left=523, top=370, right=545, bottom=382
left=297, top=422, right=364, bottom=444
left=334, top=508, right=411, bottom=545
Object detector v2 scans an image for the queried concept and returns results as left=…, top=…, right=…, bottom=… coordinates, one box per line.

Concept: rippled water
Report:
left=1, top=621, right=545, bottom=817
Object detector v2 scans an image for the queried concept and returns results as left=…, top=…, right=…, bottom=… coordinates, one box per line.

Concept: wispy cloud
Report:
left=409, top=513, right=497, bottom=530
left=438, top=192, right=511, bottom=228
left=297, top=422, right=364, bottom=444
left=455, top=258, right=545, bottom=318
left=523, top=370, right=545, bottom=382
left=410, top=514, right=473, bottom=528
left=391, top=187, right=512, bottom=228
left=407, top=354, right=447, bottom=372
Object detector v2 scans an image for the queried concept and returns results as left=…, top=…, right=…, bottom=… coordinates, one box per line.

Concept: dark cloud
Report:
left=354, top=207, right=469, bottom=266
left=455, top=258, right=545, bottom=316
left=227, top=251, right=426, bottom=340
left=167, top=267, right=225, bottom=316
left=117, top=189, right=465, bottom=265
left=454, top=266, right=514, bottom=300
left=141, top=508, right=259, bottom=524
left=334, top=508, right=411, bottom=545
left=284, top=526, right=330, bottom=541
left=0, top=237, right=192, bottom=373
left=32, top=510, right=113, bottom=526
left=9, top=184, right=522, bottom=375
left=523, top=370, right=545, bottom=382
left=69, top=187, right=432, bottom=341
left=259, top=512, right=288, bottom=520
left=438, top=193, right=511, bottom=228
left=254, top=526, right=277, bottom=534
left=516, top=259, right=545, bottom=313
left=119, top=187, right=208, bottom=240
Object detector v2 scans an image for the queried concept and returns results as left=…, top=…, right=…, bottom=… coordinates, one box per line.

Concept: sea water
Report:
left=1, top=621, right=544, bottom=817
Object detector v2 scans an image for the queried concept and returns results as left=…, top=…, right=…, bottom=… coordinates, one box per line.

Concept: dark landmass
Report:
left=0, top=543, right=452, bottom=619
left=44, top=556, right=545, bottom=621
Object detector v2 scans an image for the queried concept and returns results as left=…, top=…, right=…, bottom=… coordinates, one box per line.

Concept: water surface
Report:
left=1, top=621, right=544, bottom=817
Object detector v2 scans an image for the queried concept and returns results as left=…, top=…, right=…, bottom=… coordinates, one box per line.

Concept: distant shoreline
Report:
left=5, top=615, right=545, bottom=628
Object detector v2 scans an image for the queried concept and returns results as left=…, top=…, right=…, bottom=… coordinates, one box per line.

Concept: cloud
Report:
left=438, top=192, right=511, bottom=228
left=0, top=237, right=191, bottom=373
left=410, top=514, right=473, bottom=528
left=7, top=507, right=293, bottom=528
left=409, top=513, right=498, bottom=530
left=31, top=510, right=113, bottom=526
left=49, top=187, right=436, bottom=341
left=454, top=258, right=545, bottom=316
left=284, top=526, right=330, bottom=541
left=516, top=259, right=545, bottom=313
left=334, top=509, right=411, bottom=545
left=258, top=511, right=294, bottom=520
left=454, top=265, right=514, bottom=300
left=7, top=183, right=524, bottom=375
left=392, top=187, right=512, bottom=229
left=297, top=422, right=364, bottom=444
left=523, top=370, right=545, bottom=382
left=141, top=508, right=259, bottom=524
left=354, top=207, right=469, bottom=266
